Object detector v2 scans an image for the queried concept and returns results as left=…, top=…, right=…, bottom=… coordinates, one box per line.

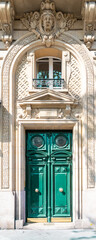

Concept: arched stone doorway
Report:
left=1, top=31, right=94, bottom=228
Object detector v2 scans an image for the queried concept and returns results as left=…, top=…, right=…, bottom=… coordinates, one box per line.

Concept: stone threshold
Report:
left=23, top=222, right=75, bottom=230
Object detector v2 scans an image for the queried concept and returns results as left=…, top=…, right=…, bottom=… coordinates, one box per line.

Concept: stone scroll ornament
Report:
left=21, top=0, right=76, bottom=47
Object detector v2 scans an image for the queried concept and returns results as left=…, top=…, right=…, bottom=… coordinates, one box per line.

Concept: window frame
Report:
left=36, top=56, right=62, bottom=79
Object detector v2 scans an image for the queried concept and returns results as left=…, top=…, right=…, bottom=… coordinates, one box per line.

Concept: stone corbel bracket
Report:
left=82, top=1, right=96, bottom=50
left=0, top=1, right=15, bottom=49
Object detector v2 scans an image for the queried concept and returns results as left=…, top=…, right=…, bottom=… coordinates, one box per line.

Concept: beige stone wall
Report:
left=1, top=33, right=37, bottom=190
left=16, top=54, right=29, bottom=100
left=0, top=0, right=95, bottom=228
left=68, top=55, right=81, bottom=100
left=0, top=28, right=95, bottom=228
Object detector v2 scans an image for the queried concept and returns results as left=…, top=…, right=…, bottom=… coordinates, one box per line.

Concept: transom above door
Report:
left=26, top=131, right=72, bottom=223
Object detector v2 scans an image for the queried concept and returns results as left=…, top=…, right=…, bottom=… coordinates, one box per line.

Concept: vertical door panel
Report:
left=26, top=131, right=48, bottom=219
left=27, top=164, right=46, bottom=218
left=52, top=164, right=70, bottom=217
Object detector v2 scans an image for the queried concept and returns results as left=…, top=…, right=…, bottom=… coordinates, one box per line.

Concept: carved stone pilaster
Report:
left=82, top=1, right=96, bottom=49
left=0, top=1, right=15, bottom=49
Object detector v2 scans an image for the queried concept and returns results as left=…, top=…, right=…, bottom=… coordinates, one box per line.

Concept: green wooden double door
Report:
left=26, top=131, right=72, bottom=222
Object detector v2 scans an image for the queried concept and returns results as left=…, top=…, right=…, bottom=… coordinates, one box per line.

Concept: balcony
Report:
left=33, top=79, right=65, bottom=89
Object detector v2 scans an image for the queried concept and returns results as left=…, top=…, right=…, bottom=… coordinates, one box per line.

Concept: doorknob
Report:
left=59, top=188, right=63, bottom=193
left=35, top=188, right=39, bottom=193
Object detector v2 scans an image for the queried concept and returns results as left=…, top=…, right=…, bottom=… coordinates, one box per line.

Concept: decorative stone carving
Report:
left=42, top=34, right=54, bottom=47
left=18, top=109, right=27, bottom=119
left=0, top=1, right=15, bottom=49
left=17, top=89, right=79, bottom=121
left=71, top=106, right=82, bottom=120
left=21, top=0, right=76, bottom=47
left=18, top=105, right=32, bottom=119
left=84, top=35, right=94, bottom=50
left=26, top=105, right=32, bottom=118
left=64, top=105, right=71, bottom=119
left=82, top=1, right=96, bottom=49
left=57, top=109, right=64, bottom=119
left=32, top=109, right=40, bottom=119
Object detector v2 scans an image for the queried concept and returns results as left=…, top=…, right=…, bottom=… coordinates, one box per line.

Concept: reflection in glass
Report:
left=53, top=60, right=61, bottom=79
left=36, top=57, right=62, bottom=88
left=32, top=136, right=44, bottom=148
left=37, top=59, right=49, bottom=79
left=55, top=135, right=67, bottom=147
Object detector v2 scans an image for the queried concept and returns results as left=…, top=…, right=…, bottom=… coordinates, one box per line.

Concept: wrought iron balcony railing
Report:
left=33, top=79, right=65, bottom=89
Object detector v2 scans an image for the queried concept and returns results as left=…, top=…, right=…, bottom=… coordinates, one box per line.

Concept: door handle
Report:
left=35, top=188, right=39, bottom=193
left=59, top=188, right=63, bottom=193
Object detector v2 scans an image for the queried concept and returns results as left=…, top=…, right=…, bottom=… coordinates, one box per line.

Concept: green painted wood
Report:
left=47, top=133, right=51, bottom=222
left=26, top=131, right=72, bottom=221
left=51, top=164, right=71, bottom=217
left=26, top=164, right=47, bottom=218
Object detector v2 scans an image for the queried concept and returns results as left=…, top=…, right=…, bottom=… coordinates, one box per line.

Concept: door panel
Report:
left=52, top=164, right=70, bottom=217
left=27, top=164, right=47, bottom=218
left=26, top=131, right=72, bottom=222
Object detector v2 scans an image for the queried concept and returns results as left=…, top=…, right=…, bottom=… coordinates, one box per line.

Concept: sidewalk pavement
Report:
left=0, top=229, right=96, bottom=240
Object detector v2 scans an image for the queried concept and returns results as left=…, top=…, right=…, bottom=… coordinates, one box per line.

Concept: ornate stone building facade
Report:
left=0, top=0, right=96, bottom=229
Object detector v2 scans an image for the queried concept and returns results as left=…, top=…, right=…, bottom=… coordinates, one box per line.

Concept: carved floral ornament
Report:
left=82, top=0, right=96, bottom=49
left=21, top=0, right=77, bottom=47
left=0, top=0, right=15, bottom=49
left=18, top=105, right=82, bottom=120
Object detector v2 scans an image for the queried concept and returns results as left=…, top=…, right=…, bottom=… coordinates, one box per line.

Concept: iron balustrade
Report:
left=33, top=78, right=65, bottom=89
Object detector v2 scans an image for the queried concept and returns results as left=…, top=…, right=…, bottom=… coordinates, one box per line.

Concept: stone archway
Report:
left=1, top=31, right=94, bottom=228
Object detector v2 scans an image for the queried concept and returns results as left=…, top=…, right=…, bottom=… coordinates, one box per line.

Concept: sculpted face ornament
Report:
left=41, top=12, right=55, bottom=34
left=21, top=0, right=77, bottom=47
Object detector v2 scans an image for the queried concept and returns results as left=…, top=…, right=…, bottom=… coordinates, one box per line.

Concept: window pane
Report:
left=53, top=61, right=61, bottom=79
left=37, top=61, right=49, bottom=79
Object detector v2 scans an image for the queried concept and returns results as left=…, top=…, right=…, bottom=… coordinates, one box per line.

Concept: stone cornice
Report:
left=17, top=89, right=79, bottom=120
left=0, top=0, right=15, bottom=49
left=82, top=0, right=96, bottom=49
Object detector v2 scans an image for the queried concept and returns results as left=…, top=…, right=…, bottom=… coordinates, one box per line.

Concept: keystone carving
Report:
left=0, top=1, right=15, bottom=49
left=82, top=1, right=96, bottom=49
left=21, top=0, right=76, bottom=47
